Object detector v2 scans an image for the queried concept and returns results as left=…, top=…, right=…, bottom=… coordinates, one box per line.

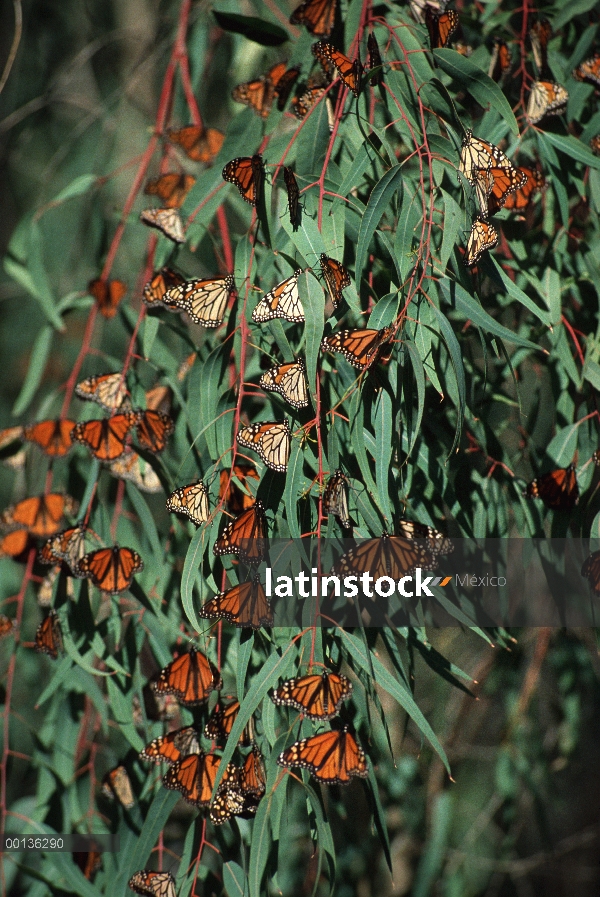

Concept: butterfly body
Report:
left=88, top=278, right=127, bottom=318
left=163, top=751, right=233, bottom=807
left=77, top=545, right=144, bottom=593
left=283, top=166, right=300, bottom=227
left=222, top=155, right=264, bottom=206
left=323, top=468, right=351, bottom=528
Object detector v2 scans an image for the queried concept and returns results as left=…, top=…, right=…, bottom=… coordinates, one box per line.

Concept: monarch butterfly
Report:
left=213, top=500, right=267, bottom=565
left=77, top=545, right=144, bottom=594
left=102, top=765, right=135, bottom=808
left=109, top=451, right=162, bottom=494
left=277, top=725, right=368, bottom=784
left=144, top=172, right=196, bottom=209
left=591, top=135, right=600, bottom=156
left=128, top=871, right=176, bottom=897
left=74, top=851, right=101, bottom=881
left=272, top=671, right=352, bottom=720
left=464, top=216, right=498, bottom=267
left=199, top=576, right=273, bottom=629
left=71, top=412, right=138, bottom=461
left=323, top=468, right=351, bottom=528
left=425, top=8, right=459, bottom=50
left=139, top=726, right=201, bottom=765
left=452, top=41, right=472, bottom=56
left=167, top=125, right=225, bottom=163
left=164, top=274, right=235, bottom=328
left=0, top=529, right=29, bottom=558
left=145, top=384, right=172, bottom=414
left=142, top=267, right=186, bottom=312
left=140, top=208, right=186, bottom=243
left=22, top=419, right=76, bottom=457
left=529, top=18, right=551, bottom=72
left=409, top=0, right=447, bottom=24
left=474, top=166, right=527, bottom=218
left=222, top=155, right=264, bottom=206
left=75, top=373, right=128, bottom=412
left=218, top=465, right=260, bottom=513
left=237, top=420, right=291, bottom=472
left=312, top=42, right=363, bottom=97
left=0, top=615, right=14, bottom=638
left=274, top=66, right=301, bottom=110
left=204, top=700, right=246, bottom=742
left=488, top=38, right=511, bottom=81
left=34, top=610, right=63, bottom=659
left=582, top=550, right=600, bottom=594
left=292, top=85, right=327, bottom=119
left=39, top=524, right=100, bottom=574
left=240, top=743, right=266, bottom=796
left=320, top=323, right=395, bottom=370
left=283, top=167, right=300, bottom=228
left=252, top=270, right=304, bottom=323
left=153, top=647, right=223, bottom=706
left=166, top=481, right=209, bottom=525
left=367, top=32, right=383, bottom=85
left=133, top=410, right=174, bottom=454
left=259, top=359, right=309, bottom=409
left=573, top=53, right=600, bottom=88
left=524, top=464, right=579, bottom=511
left=526, top=80, right=568, bottom=125
left=87, top=278, right=128, bottom=319
left=333, top=532, right=434, bottom=579
left=397, top=519, right=454, bottom=557
left=209, top=782, right=260, bottom=825
left=1, top=493, right=78, bottom=538
left=492, top=166, right=545, bottom=214
left=163, top=751, right=233, bottom=807
left=290, top=0, right=337, bottom=37
left=0, top=426, right=23, bottom=450
left=232, top=62, right=287, bottom=118
left=320, top=254, right=350, bottom=309
left=459, top=130, right=518, bottom=185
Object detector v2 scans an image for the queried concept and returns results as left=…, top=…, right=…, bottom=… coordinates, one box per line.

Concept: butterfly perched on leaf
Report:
left=488, top=38, right=511, bottom=81
left=272, top=671, right=352, bottom=720
left=464, top=216, right=498, bottom=267
left=209, top=777, right=261, bottom=825
left=163, top=274, right=235, bottom=328
left=167, top=125, right=225, bottom=163
left=582, top=550, right=600, bottom=595
left=320, top=253, right=350, bottom=309
left=23, top=419, right=76, bottom=457
left=74, top=851, right=102, bottom=881
left=490, top=166, right=545, bottom=215
left=71, top=413, right=138, bottom=461
left=259, top=359, right=309, bottom=409
left=292, top=85, right=327, bottom=119
left=142, top=267, right=186, bottom=312
left=204, top=700, right=249, bottom=743
left=232, top=61, right=287, bottom=118
left=425, top=7, right=459, bottom=49
left=76, top=372, right=128, bottom=412
left=139, top=726, right=201, bottom=766
left=524, top=464, right=579, bottom=511
left=1, top=493, right=78, bottom=538
left=323, top=468, right=351, bottom=528
left=133, top=409, right=174, bottom=454
left=237, top=420, right=291, bottom=472
left=199, top=576, right=273, bottom=629
left=397, top=519, right=454, bottom=558
left=312, top=41, right=363, bottom=97
left=529, top=18, right=551, bottom=72
left=222, top=154, right=264, bottom=206
left=526, top=80, right=568, bottom=124
left=109, top=451, right=162, bottom=494
left=252, top=270, right=304, bottom=323
left=77, top=545, right=144, bottom=594
left=283, top=166, right=300, bottom=228
left=290, top=0, right=338, bottom=37
left=459, top=130, right=519, bottom=186
left=367, top=32, right=383, bottom=85
left=218, top=465, right=260, bottom=514
left=128, top=871, right=176, bottom=897
left=473, top=165, right=527, bottom=218
left=334, top=532, right=434, bottom=579
left=140, top=208, right=186, bottom=243
left=88, top=278, right=128, bottom=319
left=153, top=647, right=223, bottom=706
left=277, top=725, right=368, bottom=784
left=163, top=751, right=234, bottom=807
left=167, top=481, right=209, bottom=525
left=321, top=323, right=395, bottom=370
left=34, top=610, right=63, bottom=659
left=102, top=765, right=135, bottom=808
left=213, top=500, right=267, bottom=565
left=39, top=524, right=101, bottom=575
left=144, top=172, right=195, bottom=209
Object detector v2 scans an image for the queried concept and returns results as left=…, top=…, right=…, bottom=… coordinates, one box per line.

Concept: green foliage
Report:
left=2, top=0, right=600, bottom=895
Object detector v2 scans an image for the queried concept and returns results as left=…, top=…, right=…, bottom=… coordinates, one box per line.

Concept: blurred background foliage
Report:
left=2, top=0, right=600, bottom=895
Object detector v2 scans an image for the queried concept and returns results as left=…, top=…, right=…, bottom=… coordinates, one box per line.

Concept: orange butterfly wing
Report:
left=222, top=155, right=264, bottom=206
left=140, top=726, right=201, bottom=765
left=143, top=267, right=186, bottom=310
left=525, top=465, right=579, bottom=511
left=88, top=278, right=127, bottom=319
left=213, top=501, right=267, bottom=564
left=134, top=410, right=174, bottom=453
left=163, top=752, right=223, bottom=807
left=218, top=465, right=260, bottom=513
left=272, top=671, right=352, bottom=720
left=240, top=744, right=266, bottom=796
left=167, top=126, right=225, bottom=163
left=0, top=529, right=30, bottom=558
left=128, top=871, right=176, bottom=897
left=321, top=324, right=395, bottom=369
left=464, top=217, right=498, bottom=267
left=34, top=610, right=63, bottom=659
left=0, top=615, right=14, bottom=637
left=2, top=493, right=77, bottom=537
left=144, top=173, right=196, bottom=208
left=312, top=42, right=363, bottom=96
left=77, top=546, right=143, bottom=593
left=23, top=419, right=76, bottom=456
left=75, top=373, right=128, bottom=412
left=277, top=726, right=368, bottom=784
left=502, top=167, right=545, bottom=212
left=426, top=8, right=459, bottom=49
left=290, top=0, right=337, bottom=37
left=153, top=648, right=223, bottom=706
left=320, top=254, right=350, bottom=308
left=200, top=577, right=273, bottom=629
left=582, top=550, right=600, bottom=595
left=71, top=413, right=137, bottom=461
left=204, top=700, right=242, bottom=741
